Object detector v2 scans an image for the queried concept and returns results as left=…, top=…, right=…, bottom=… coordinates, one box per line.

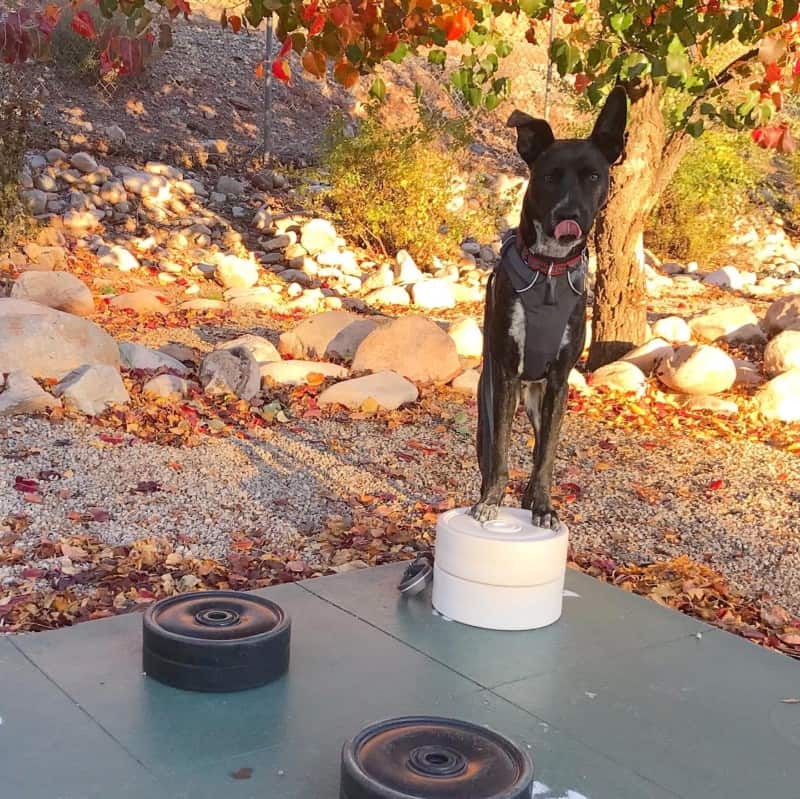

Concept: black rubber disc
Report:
left=142, top=590, right=290, bottom=692
left=340, top=716, right=534, bottom=799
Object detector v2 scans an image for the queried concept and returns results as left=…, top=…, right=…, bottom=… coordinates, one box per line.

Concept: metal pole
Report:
left=263, top=13, right=274, bottom=163
left=543, top=5, right=557, bottom=121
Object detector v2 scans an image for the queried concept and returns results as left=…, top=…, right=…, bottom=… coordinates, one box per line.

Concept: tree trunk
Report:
left=587, top=84, right=670, bottom=371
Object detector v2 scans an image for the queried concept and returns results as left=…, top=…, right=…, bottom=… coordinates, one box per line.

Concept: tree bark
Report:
left=587, top=83, right=671, bottom=370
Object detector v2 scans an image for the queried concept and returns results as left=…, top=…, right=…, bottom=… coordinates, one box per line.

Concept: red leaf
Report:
left=707, top=478, right=724, bottom=491
left=71, top=10, right=96, bottom=40
left=309, top=13, right=325, bottom=35
left=14, top=477, right=39, bottom=493
left=230, top=767, right=253, bottom=780
left=301, top=1, right=319, bottom=23
left=99, top=433, right=125, bottom=444
left=254, top=60, right=265, bottom=79
left=574, top=73, right=591, bottom=93
left=21, top=567, right=46, bottom=579
left=229, top=14, right=242, bottom=33
left=765, top=62, right=783, bottom=84
left=272, top=59, right=291, bottom=82
left=278, top=37, right=292, bottom=58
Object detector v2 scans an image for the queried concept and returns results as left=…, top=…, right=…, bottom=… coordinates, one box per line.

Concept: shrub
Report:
left=647, top=129, right=771, bottom=265
left=0, top=74, right=29, bottom=250
left=314, top=105, right=502, bottom=263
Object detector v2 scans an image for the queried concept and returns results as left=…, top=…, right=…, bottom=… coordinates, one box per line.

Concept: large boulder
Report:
left=451, top=368, right=480, bottom=396
left=651, top=316, right=691, bottom=344
left=0, top=371, right=61, bottom=415
left=278, top=311, right=379, bottom=362
left=620, top=338, right=673, bottom=375
left=352, top=316, right=461, bottom=384
left=656, top=345, right=736, bottom=395
left=260, top=360, right=348, bottom=387
left=764, top=294, right=800, bottom=335
left=588, top=361, right=646, bottom=395
left=300, top=218, right=339, bottom=255
left=200, top=347, right=261, bottom=400
left=763, top=330, right=800, bottom=377
left=53, top=364, right=129, bottom=415
left=689, top=305, right=764, bottom=344
left=318, top=371, right=418, bottom=410
left=448, top=317, right=483, bottom=359
left=753, top=369, right=800, bottom=422
left=11, top=271, right=94, bottom=317
left=109, top=290, right=169, bottom=315
left=411, top=279, right=456, bottom=310
left=217, top=334, right=281, bottom=364
left=364, top=286, right=411, bottom=307
left=118, top=342, right=189, bottom=374
left=0, top=299, right=119, bottom=379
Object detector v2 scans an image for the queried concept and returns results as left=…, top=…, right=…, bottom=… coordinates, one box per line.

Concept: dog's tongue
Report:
left=554, top=219, right=583, bottom=240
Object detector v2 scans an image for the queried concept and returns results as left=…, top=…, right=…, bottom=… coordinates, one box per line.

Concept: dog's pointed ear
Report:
left=507, top=110, right=555, bottom=167
left=590, top=86, right=628, bottom=164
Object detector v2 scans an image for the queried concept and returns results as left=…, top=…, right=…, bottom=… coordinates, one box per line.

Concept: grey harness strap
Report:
left=496, top=232, right=586, bottom=382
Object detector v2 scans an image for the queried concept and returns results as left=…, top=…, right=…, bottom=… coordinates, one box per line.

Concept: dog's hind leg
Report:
left=471, top=353, right=519, bottom=522
left=522, top=377, right=568, bottom=529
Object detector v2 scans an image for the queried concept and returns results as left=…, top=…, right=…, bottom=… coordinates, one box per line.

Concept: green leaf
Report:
left=346, top=44, right=363, bottom=63
left=495, top=39, right=513, bottom=59
left=519, top=0, right=546, bottom=17
left=428, top=49, right=447, bottom=67
left=468, top=27, right=487, bottom=47
left=609, top=11, right=633, bottom=34
left=783, top=0, right=799, bottom=21
left=369, top=77, right=386, bottom=102
left=484, top=92, right=500, bottom=111
left=387, top=42, right=409, bottom=64
left=685, top=120, right=704, bottom=138
left=699, top=102, right=716, bottom=116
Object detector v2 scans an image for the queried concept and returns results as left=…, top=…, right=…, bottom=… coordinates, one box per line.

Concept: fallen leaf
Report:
left=707, top=478, right=724, bottom=491
left=230, top=767, right=253, bottom=780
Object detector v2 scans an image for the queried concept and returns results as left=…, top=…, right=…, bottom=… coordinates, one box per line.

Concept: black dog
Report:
left=470, top=87, right=628, bottom=529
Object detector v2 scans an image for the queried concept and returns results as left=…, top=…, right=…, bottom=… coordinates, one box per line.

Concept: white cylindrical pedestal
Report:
left=432, top=507, right=568, bottom=631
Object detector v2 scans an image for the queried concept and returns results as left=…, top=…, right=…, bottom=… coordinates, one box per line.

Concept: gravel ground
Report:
left=3, top=401, right=799, bottom=614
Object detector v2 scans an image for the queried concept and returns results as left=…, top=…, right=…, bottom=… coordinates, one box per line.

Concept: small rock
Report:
left=660, top=262, right=683, bottom=276
left=588, top=361, right=646, bottom=395
left=689, top=305, right=764, bottom=344
left=53, top=364, right=129, bottom=415
left=63, top=209, right=103, bottom=234
left=568, top=368, right=588, bottom=391
left=365, top=286, right=410, bottom=307
left=703, top=265, right=748, bottom=290
left=683, top=395, right=739, bottom=416
left=362, top=265, right=394, bottom=292
left=252, top=208, right=273, bottom=232
left=281, top=269, right=313, bottom=287
left=179, top=298, right=227, bottom=312
left=263, top=233, right=294, bottom=252
left=46, top=148, right=67, bottom=164
left=11, top=271, right=93, bottom=316
left=286, top=289, right=324, bottom=312
left=217, top=334, right=281, bottom=364
left=122, top=171, right=170, bottom=201
left=21, top=189, right=48, bottom=215
left=451, top=369, right=480, bottom=396
left=651, top=316, right=691, bottom=344
left=278, top=311, right=379, bottom=362
left=99, top=180, right=127, bottom=205
left=753, top=368, right=800, bottom=422
left=657, top=345, right=736, bottom=395
left=763, top=330, right=800, bottom=377
left=352, top=316, right=461, bottom=384
left=394, top=250, right=423, bottom=284
left=412, top=279, right=456, bottom=310
left=318, top=370, right=417, bottom=410
left=22, top=244, right=66, bottom=272
left=119, top=342, right=189, bottom=374
left=109, top=290, right=169, bottom=315
left=620, top=338, right=673, bottom=375
left=448, top=317, right=483, bottom=359
left=105, top=125, right=127, bottom=145
left=734, top=358, right=763, bottom=386
left=260, top=360, right=348, bottom=387
left=764, top=294, right=800, bottom=335
left=300, top=218, right=338, bottom=255
left=0, top=371, right=60, bottom=415
left=228, top=289, right=284, bottom=311
left=98, top=245, right=140, bottom=272
left=143, top=374, right=192, bottom=400
left=213, top=253, right=259, bottom=290
left=200, top=347, right=261, bottom=400
left=216, top=175, right=245, bottom=196
left=70, top=152, right=98, bottom=173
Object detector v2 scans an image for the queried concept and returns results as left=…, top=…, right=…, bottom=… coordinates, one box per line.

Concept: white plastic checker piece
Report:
left=432, top=507, right=569, bottom=631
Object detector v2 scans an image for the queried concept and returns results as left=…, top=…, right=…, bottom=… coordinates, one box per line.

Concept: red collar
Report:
left=515, top=229, right=586, bottom=276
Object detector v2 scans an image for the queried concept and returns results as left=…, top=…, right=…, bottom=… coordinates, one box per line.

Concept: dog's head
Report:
left=508, top=86, right=628, bottom=257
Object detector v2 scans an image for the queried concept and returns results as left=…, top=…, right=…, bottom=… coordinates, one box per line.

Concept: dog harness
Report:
left=495, top=229, right=587, bottom=382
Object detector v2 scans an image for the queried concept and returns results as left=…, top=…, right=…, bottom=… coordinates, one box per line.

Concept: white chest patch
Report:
left=509, top=299, right=526, bottom=376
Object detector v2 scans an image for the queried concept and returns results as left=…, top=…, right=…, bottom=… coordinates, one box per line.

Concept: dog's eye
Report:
left=543, top=174, right=554, bottom=184
left=588, top=173, right=600, bottom=182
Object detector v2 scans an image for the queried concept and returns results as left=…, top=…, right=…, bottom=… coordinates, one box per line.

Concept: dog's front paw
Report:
left=469, top=502, right=499, bottom=523
left=531, top=506, right=560, bottom=529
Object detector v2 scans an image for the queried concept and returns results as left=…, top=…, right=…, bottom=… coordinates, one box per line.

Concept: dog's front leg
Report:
left=471, top=355, right=519, bottom=522
left=522, top=377, right=568, bottom=529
